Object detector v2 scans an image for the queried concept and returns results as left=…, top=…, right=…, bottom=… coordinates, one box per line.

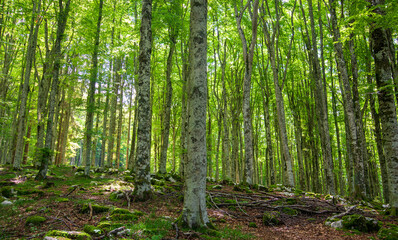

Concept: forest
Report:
left=0, top=0, right=398, bottom=239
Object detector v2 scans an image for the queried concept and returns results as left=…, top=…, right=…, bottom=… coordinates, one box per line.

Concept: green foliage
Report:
left=248, top=222, right=257, bottom=228
left=25, top=215, right=46, bottom=225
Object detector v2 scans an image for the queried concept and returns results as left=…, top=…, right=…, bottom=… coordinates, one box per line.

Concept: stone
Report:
left=1, top=200, right=13, bottom=206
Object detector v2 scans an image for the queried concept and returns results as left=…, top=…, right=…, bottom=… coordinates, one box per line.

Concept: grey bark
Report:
left=159, top=36, right=176, bottom=174
left=368, top=0, right=398, bottom=212
left=307, top=0, right=335, bottom=194
left=36, top=0, right=71, bottom=179
left=83, top=0, right=103, bottom=176
left=234, top=0, right=259, bottom=185
left=134, top=0, right=152, bottom=200
left=99, top=81, right=110, bottom=168
left=330, top=0, right=365, bottom=198
left=13, top=0, right=41, bottom=169
left=181, top=0, right=209, bottom=228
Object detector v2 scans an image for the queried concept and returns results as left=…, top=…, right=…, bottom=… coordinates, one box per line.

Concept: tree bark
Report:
left=134, top=0, right=153, bottom=200
left=181, top=0, right=209, bottom=228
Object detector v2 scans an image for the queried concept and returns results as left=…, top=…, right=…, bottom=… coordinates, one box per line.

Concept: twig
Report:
left=62, top=185, right=79, bottom=197
left=108, top=226, right=126, bottom=236
left=207, top=192, right=234, bottom=218
left=329, top=205, right=357, bottom=220
left=48, top=217, right=71, bottom=230
left=89, top=203, right=93, bottom=220
left=235, top=196, right=249, bottom=216
left=172, top=222, right=179, bottom=239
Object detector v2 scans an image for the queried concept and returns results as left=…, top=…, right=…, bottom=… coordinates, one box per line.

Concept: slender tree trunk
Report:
left=14, top=0, right=41, bottom=169
left=134, top=0, right=153, bottom=200
left=234, top=0, right=259, bottom=185
left=181, top=0, right=209, bottom=228
left=100, top=81, right=110, bottom=168
left=116, top=80, right=124, bottom=168
left=82, top=0, right=102, bottom=176
left=330, top=0, right=365, bottom=198
left=159, top=37, right=176, bottom=174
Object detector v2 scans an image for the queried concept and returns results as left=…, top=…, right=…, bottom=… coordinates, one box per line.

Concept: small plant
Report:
left=26, top=215, right=46, bottom=225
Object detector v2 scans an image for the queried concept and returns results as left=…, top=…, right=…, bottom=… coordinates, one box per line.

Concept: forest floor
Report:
left=0, top=166, right=397, bottom=240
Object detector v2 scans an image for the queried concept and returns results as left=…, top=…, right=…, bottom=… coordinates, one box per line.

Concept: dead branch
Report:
left=48, top=217, right=71, bottom=230
left=62, top=185, right=79, bottom=197
left=89, top=203, right=93, bottom=220
left=108, top=226, right=126, bottom=236
left=329, top=205, right=357, bottom=220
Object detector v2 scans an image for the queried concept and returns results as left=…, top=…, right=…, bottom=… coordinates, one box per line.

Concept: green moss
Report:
left=1, top=186, right=13, bottom=198
left=83, top=225, right=101, bottom=235
left=124, top=176, right=134, bottom=182
left=224, top=199, right=235, bottom=204
left=56, top=198, right=69, bottom=202
left=282, top=207, right=298, bottom=216
left=286, top=198, right=297, bottom=205
left=81, top=204, right=110, bottom=214
left=341, top=214, right=380, bottom=233
left=378, top=226, right=398, bottom=240
left=111, top=208, right=131, bottom=215
left=46, top=230, right=92, bottom=240
left=248, top=222, right=257, bottom=228
left=96, top=221, right=111, bottom=231
left=132, top=209, right=144, bottom=216
left=263, top=211, right=281, bottom=226
left=110, top=213, right=138, bottom=221
left=26, top=215, right=46, bottom=225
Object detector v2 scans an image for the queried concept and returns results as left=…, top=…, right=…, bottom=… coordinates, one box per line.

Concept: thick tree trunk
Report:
left=134, top=0, right=152, bottom=200
left=36, top=0, right=71, bottom=179
left=181, top=0, right=209, bottom=228
left=368, top=0, right=398, bottom=213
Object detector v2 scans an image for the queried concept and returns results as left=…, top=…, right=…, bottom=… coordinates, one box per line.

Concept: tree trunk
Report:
left=234, top=0, right=259, bottom=185
left=159, top=37, right=176, bottom=174
left=368, top=0, right=398, bottom=213
left=100, top=81, right=110, bottom=168
left=134, top=0, right=153, bottom=200
left=330, top=0, right=365, bottom=198
left=181, top=0, right=209, bottom=228
left=14, top=0, right=41, bottom=169
left=116, top=79, right=124, bottom=168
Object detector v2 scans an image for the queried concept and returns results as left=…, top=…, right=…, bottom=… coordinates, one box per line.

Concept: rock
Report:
left=341, top=214, right=381, bottom=232
left=83, top=224, right=102, bottom=235
left=1, top=200, right=13, bottom=206
left=44, top=237, right=72, bottom=240
left=330, top=220, right=343, bottom=229
left=26, top=215, right=46, bottom=225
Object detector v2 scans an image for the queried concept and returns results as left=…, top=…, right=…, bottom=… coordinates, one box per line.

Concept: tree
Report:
left=134, top=0, right=153, bottom=201
left=234, top=0, right=259, bottom=185
left=181, top=0, right=209, bottom=228
left=368, top=0, right=398, bottom=214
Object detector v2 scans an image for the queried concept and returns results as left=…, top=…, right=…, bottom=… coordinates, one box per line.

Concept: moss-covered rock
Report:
left=111, top=208, right=131, bottom=215
left=26, top=215, right=46, bottom=225
left=43, top=236, right=72, bottom=240
left=46, top=230, right=92, bottom=240
left=212, top=185, right=222, bottom=190
left=378, top=226, right=398, bottom=240
left=109, top=191, right=123, bottom=201
left=81, top=204, right=110, bottom=214
left=83, top=225, right=102, bottom=235
left=282, top=207, right=298, bottom=216
left=110, top=213, right=138, bottom=221
left=56, top=198, right=69, bottom=202
left=341, top=214, right=381, bottom=233
left=263, top=211, right=281, bottom=226
left=96, top=221, right=111, bottom=231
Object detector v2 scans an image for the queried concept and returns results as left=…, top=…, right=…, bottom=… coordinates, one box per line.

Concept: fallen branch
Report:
left=62, top=185, right=79, bottom=197
left=208, top=192, right=234, bottom=218
left=108, top=226, right=126, bottom=236
left=329, top=205, right=357, bottom=220
left=172, top=222, right=179, bottom=240
left=89, top=203, right=93, bottom=220
left=235, top=196, right=249, bottom=216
